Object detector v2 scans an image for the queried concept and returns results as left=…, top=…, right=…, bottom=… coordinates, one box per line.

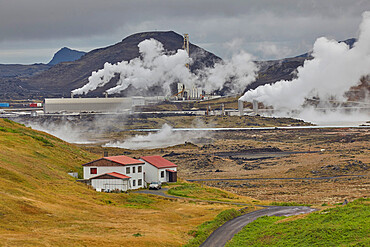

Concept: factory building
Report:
left=43, top=96, right=165, bottom=113
left=44, top=97, right=133, bottom=113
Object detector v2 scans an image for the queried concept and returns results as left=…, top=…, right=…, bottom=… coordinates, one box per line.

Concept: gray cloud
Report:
left=0, top=0, right=369, bottom=63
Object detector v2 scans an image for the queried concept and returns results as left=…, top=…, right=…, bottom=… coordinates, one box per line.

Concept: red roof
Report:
left=140, top=156, right=177, bottom=169
left=104, top=155, right=144, bottom=165
left=90, top=172, right=131, bottom=180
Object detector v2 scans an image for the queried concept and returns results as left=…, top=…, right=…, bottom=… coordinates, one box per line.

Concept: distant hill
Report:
left=48, top=47, right=86, bottom=65
left=0, top=64, right=52, bottom=99
left=22, top=31, right=222, bottom=97
left=0, top=63, right=51, bottom=78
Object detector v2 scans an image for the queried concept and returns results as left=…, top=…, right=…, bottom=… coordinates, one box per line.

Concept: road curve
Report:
left=200, top=206, right=317, bottom=247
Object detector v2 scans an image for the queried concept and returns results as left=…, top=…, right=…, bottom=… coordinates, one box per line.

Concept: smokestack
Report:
left=183, top=34, right=190, bottom=70
left=252, top=100, right=258, bottom=114
left=238, top=100, right=244, bottom=116
left=221, top=103, right=225, bottom=116
left=71, top=92, right=74, bottom=98
left=104, top=92, right=108, bottom=98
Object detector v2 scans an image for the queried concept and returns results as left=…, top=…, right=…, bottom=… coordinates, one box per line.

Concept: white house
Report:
left=82, top=155, right=145, bottom=192
left=140, top=156, right=177, bottom=184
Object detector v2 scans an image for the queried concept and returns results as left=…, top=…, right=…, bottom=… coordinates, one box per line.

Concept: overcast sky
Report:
left=1, top=0, right=369, bottom=64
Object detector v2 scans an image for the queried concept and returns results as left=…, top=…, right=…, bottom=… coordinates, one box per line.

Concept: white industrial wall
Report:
left=83, top=165, right=144, bottom=189
left=44, top=98, right=133, bottom=113
left=44, top=96, right=166, bottom=113
left=91, top=179, right=129, bottom=192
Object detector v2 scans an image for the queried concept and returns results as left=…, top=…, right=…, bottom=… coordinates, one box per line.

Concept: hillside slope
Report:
left=0, top=118, right=240, bottom=246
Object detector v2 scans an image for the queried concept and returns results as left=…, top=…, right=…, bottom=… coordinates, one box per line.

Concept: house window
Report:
left=126, top=167, right=130, bottom=174
left=132, top=167, right=136, bottom=173
left=161, top=171, right=165, bottom=178
left=90, top=168, right=97, bottom=174
left=138, top=166, right=142, bottom=173
left=133, top=180, right=136, bottom=186
left=138, top=179, right=142, bottom=186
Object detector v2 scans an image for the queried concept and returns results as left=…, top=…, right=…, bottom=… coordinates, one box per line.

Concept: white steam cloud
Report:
left=103, top=123, right=208, bottom=150
left=72, top=38, right=258, bottom=95
left=239, top=11, right=370, bottom=111
left=27, top=121, right=94, bottom=144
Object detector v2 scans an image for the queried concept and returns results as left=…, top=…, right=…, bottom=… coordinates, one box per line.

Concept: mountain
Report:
left=1, top=35, right=360, bottom=99
left=22, top=31, right=222, bottom=97
left=48, top=47, right=86, bottom=65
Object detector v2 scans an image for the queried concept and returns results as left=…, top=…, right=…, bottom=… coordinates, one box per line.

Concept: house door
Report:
left=168, top=171, right=177, bottom=182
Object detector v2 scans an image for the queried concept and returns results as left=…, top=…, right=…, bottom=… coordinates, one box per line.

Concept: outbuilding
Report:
left=82, top=155, right=145, bottom=191
left=90, top=172, right=130, bottom=192
left=140, top=156, right=177, bottom=183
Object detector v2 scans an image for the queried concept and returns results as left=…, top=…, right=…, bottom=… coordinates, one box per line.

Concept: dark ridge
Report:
left=48, top=47, right=86, bottom=65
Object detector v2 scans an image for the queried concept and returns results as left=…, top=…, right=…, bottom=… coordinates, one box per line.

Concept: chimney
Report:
left=238, top=100, right=244, bottom=116
left=103, top=150, right=108, bottom=157
left=252, top=100, right=258, bottom=114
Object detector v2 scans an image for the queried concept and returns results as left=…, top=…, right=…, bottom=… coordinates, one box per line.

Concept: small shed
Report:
left=90, top=172, right=130, bottom=192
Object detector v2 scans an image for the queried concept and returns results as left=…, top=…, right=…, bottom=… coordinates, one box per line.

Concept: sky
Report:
left=1, top=0, right=370, bottom=64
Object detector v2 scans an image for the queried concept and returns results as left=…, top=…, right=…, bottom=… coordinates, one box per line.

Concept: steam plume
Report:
left=72, top=38, right=258, bottom=95
left=239, top=11, right=370, bottom=111
left=103, top=123, right=208, bottom=150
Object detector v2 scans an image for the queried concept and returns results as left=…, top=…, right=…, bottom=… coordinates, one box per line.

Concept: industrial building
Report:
left=172, top=34, right=219, bottom=101
left=43, top=96, right=165, bottom=113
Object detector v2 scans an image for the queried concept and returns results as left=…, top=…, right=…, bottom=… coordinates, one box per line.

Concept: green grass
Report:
left=125, top=194, right=155, bottom=208
left=269, top=201, right=312, bottom=207
left=185, top=208, right=243, bottom=247
left=226, top=198, right=370, bottom=247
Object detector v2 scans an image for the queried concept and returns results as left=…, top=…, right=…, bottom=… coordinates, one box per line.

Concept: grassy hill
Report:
left=0, top=118, right=250, bottom=246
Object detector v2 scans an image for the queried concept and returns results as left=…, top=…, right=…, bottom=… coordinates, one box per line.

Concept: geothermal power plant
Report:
left=40, top=34, right=222, bottom=115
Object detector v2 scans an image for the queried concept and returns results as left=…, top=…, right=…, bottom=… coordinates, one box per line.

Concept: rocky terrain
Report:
left=80, top=127, right=369, bottom=205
